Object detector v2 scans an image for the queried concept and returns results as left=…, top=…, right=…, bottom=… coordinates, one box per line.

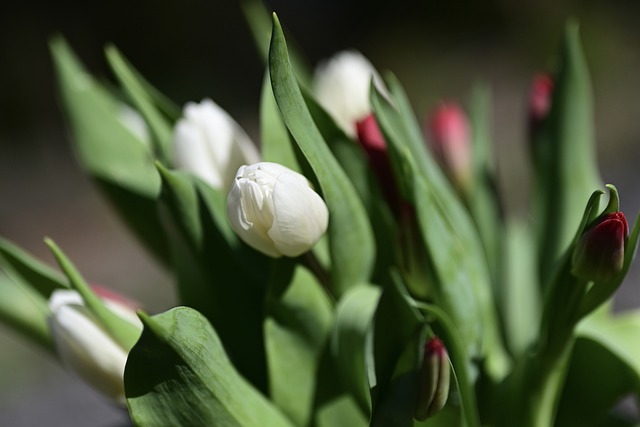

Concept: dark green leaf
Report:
left=269, top=15, right=375, bottom=296
left=125, top=307, right=294, bottom=427
left=331, top=285, right=381, bottom=417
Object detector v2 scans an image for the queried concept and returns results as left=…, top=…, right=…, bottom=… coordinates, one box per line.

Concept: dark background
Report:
left=1, top=0, right=640, bottom=425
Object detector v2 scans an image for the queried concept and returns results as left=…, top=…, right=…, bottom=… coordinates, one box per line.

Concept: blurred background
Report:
left=1, top=0, right=640, bottom=424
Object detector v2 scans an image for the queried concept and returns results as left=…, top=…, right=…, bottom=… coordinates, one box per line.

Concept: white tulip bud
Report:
left=48, top=289, right=142, bottom=405
left=227, top=162, right=329, bottom=258
left=313, top=50, right=383, bottom=138
left=173, top=98, right=261, bottom=191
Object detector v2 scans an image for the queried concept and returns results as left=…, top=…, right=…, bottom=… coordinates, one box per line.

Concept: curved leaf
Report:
left=125, top=307, right=294, bottom=427
left=269, top=14, right=375, bottom=297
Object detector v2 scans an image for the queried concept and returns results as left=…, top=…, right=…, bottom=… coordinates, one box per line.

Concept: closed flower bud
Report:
left=528, top=73, right=554, bottom=136
left=415, top=337, right=451, bottom=421
left=572, top=211, right=629, bottom=282
left=313, top=50, right=383, bottom=137
left=428, top=103, right=472, bottom=192
left=173, top=98, right=261, bottom=191
left=226, top=162, right=329, bottom=258
left=48, top=288, right=142, bottom=404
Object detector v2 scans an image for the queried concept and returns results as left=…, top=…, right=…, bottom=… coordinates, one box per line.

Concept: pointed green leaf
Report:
left=44, top=238, right=140, bottom=350
left=125, top=307, right=294, bottom=427
left=269, top=14, right=375, bottom=296
left=0, top=237, right=68, bottom=298
left=371, top=81, right=510, bottom=380
left=106, top=45, right=174, bottom=164
left=50, top=37, right=169, bottom=265
left=265, top=262, right=333, bottom=426
left=533, top=22, right=602, bottom=287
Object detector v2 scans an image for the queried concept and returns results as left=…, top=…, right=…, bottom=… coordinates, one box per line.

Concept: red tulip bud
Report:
left=415, top=336, right=451, bottom=421
left=572, top=212, right=629, bottom=282
left=528, top=73, right=554, bottom=136
left=427, top=103, right=472, bottom=192
left=356, top=114, right=399, bottom=208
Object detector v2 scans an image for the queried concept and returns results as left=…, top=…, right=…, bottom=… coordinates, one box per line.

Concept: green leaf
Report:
left=241, top=0, right=312, bottom=86
left=371, top=80, right=509, bottom=380
left=315, top=394, right=369, bottom=427
left=532, top=21, right=602, bottom=288
left=264, top=262, right=333, bottom=426
left=0, top=237, right=68, bottom=298
left=269, top=14, right=375, bottom=296
left=125, top=307, right=295, bottom=427
left=156, top=165, right=268, bottom=391
left=331, top=285, right=382, bottom=417
left=44, top=238, right=140, bottom=350
left=49, top=37, right=169, bottom=265
left=0, top=271, right=53, bottom=352
left=556, top=308, right=640, bottom=426
left=371, top=276, right=425, bottom=426
left=105, top=45, right=174, bottom=164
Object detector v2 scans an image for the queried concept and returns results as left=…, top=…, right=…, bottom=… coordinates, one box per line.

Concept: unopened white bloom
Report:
left=227, top=162, right=329, bottom=258
left=313, top=51, right=383, bottom=137
left=173, top=98, right=261, bottom=191
left=48, top=289, right=142, bottom=405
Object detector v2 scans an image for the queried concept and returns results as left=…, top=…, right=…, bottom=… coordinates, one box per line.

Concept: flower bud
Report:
left=313, top=50, right=382, bottom=137
left=48, top=288, right=142, bottom=404
left=415, top=337, right=450, bottom=421
left=528, top=73, right=554, bottom=136
left=356, top=114, right=398, bottom=206
left=427, top=103, right=472, bottom=192
left=173, top=98, right=260, bottom=191
left=572, top=211, right=629, bottom=282
left=226, top=162, right=329, bottom=258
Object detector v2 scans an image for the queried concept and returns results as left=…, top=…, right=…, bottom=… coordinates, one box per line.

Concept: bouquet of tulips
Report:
left=2, top=3, right=640, bottom=426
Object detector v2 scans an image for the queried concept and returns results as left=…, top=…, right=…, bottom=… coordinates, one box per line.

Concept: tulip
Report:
left=528, top=73, right=554, bottom=136
left=356, top=113, right=398, bottom=207
left=415, top=336, right=450, bottom=421
left=572, top=211, right=629, bottom=282
left=428, top=103, right=472, bottom=192
left=313, top=50, right=383, bottom=137
left=48, top=288, right=142, bottom=404
left=173, top=98, right=261, bottom=191
left=226, top=162, right=329, bottom=258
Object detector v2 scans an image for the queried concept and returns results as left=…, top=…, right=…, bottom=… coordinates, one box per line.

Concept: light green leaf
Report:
left=332, top=285, right=382, bottom=417
left=0, top=270, right=53, bottom=352
left=50, top=37, right=169, bottom=265
left=556, top=308, right=640, bottom=426
left=125, top=307, right=295, bottom=427
left=44, top=238, right=140, bottom=350
left=0, top=237, right=68, bottom=298
left=265, top=262, right=333, bottom=426
left=105, top=45, right=174, bottom=164
left=269, top=14, right=375, bottom=296
left=532, top=21, right=602, bottom=288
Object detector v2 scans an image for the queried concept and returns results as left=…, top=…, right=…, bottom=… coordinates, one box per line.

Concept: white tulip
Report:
left=48, top=289, right=142, bottom=405
left=313, top=50, right=383, bottom=138
left=227, top=162, right=329, bottom=258
left=173, top=98, right=261, bottom=191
